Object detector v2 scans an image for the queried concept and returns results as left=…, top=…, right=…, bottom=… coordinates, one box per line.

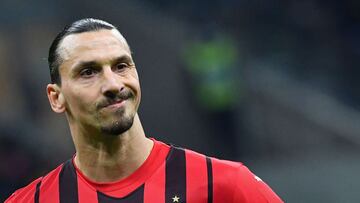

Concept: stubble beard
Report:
left=99, top=108, right=135, bottom=136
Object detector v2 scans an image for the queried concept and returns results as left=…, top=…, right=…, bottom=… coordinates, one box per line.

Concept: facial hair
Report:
left=100, top=107, right=135, bottom=135
left=96, top=89, right=136, bottom=136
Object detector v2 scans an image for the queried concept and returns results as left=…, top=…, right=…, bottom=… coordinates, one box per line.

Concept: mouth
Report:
left=105, top=99, right=126, bottom=109
left=98, top=90, right=134, bottom=110
left=107, top=100, right=126, bottom=108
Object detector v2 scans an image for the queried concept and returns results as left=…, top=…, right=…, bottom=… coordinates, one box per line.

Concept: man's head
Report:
left=49, top=18, right=116, bottom=85
left=46, top=18, right=141, bottom=136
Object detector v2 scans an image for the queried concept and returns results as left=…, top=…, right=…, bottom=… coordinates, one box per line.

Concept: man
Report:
left=6, top=18, right=283, bottom=203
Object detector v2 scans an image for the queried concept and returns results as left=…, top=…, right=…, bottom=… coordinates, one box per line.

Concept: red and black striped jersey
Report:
left=5, top=139, right=283, bottom=203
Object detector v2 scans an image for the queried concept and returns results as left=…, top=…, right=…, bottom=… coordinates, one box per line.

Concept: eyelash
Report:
left=114, top=63, right=130, bottom=71
left=79, top=68, right=98, bottom=77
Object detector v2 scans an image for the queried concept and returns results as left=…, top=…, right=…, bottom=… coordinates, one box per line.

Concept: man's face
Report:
left=56, top=29, right=141, bottom=135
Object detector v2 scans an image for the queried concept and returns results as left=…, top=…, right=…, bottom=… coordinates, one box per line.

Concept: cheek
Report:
left=126, top=70, right=141, bottom=94
left=133, top=79, right=141, bottom=102
left=131, top=70, right=141, bottom=90
left=63, top=87, right=98, bottom=113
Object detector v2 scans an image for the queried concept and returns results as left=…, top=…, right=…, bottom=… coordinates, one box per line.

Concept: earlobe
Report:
left=46, top=84, right=66, bottom=113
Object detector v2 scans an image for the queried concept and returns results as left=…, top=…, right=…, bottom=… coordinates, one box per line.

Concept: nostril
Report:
left=104, top=90, right=117, bottom=99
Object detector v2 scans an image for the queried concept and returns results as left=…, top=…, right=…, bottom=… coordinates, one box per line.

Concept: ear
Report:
left=47, top=84, right=66, bottom=113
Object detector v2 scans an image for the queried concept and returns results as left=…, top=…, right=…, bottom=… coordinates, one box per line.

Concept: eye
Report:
left=79, top=68, right=98, bottom=78
left=114, top=63, right=129, bottom=71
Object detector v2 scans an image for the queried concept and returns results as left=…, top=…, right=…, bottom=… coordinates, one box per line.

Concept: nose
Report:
left=101, top=67, right=124, bottom=99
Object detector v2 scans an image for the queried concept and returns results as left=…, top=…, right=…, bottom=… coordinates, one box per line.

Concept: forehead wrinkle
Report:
left=58, top=29, right=131, bottom=63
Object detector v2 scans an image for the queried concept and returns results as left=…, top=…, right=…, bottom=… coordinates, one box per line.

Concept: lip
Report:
left=105, top=100, right=126, bottom=109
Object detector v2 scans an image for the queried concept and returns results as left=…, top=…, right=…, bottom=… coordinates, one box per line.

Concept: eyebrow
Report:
left=71, top=55, right=134, bottom=75
left=112, top=55, right=134, bottom=65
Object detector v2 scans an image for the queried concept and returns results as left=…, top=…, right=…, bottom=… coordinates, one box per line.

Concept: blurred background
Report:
left=1, top=0, right=360, bottom=202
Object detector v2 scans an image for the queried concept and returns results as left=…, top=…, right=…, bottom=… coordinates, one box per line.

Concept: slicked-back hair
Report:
left=48, top=18, right=116, bottom=85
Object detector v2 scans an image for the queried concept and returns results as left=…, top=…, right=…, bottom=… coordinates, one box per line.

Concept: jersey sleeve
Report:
left=232, top=164, right=283, bottom=203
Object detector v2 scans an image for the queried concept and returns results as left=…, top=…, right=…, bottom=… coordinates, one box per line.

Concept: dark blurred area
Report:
left=1, top=0, right=360, bottom=202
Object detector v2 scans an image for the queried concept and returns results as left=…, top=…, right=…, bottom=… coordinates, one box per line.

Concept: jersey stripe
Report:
left=34, top=180, right=42, bottom=203
left=206, top=157, right=213, bottom=203
left=11, top=178, right=41, bottom=203
left=185, top=149, right=208, bottom=203
left=212, top=159, right=238, bottom=203
left=97, top=185, right=144, bottom=203
left=144, top=161, right=166, bottom=203
left=165, top=147, right=186, bottom=203
left=39, top=165, right=62, bottom=203
left=59, top=160, right=79, bottom=203
left=77, top=174, right=98, bottom=203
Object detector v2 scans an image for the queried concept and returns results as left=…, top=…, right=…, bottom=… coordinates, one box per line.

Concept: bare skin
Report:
left=47, top=29, right=153, bottom=183
left=73, top=114, right=153, bottom=182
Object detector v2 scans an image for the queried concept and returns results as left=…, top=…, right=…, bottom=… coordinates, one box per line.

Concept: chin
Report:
left=100, top=115, right=134, bottom=136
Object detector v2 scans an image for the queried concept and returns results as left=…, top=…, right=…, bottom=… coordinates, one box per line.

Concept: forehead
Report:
left=58, top=29, right=131, bottom=63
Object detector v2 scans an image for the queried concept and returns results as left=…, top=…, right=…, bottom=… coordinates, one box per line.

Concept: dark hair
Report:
left=48, top=18, right=116, bottom=85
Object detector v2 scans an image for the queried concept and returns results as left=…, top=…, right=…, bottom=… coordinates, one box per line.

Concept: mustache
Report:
left=96, top=89, right=134, bottom=109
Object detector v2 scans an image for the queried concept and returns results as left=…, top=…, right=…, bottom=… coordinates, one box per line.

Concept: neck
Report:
left=70, top=114, right=154, bottom=183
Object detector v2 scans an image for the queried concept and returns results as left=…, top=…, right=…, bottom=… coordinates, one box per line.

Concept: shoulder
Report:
left=209, top=157, right=283, bottom=203
left=181, top=148, right=283, bottom=203
left=5, top=176, right=42, bottom=203
left=5, top=163, right=64, bottom=202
